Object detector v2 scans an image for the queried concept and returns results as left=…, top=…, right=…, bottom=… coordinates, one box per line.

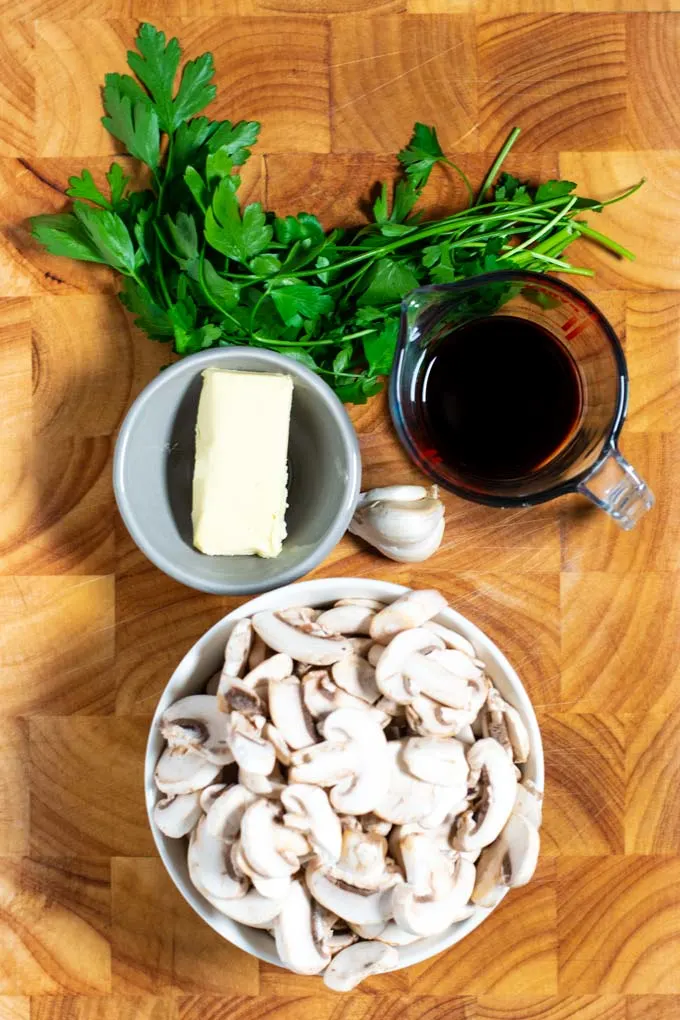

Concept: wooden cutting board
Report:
left=1, top=3, right=679, bottom=1019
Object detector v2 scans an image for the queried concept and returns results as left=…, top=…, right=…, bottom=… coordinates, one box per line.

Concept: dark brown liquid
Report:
left=421, top=316, right=583, bottom=482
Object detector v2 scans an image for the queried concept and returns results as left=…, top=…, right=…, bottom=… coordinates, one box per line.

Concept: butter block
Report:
left=191, top=368, right=294, bottom=557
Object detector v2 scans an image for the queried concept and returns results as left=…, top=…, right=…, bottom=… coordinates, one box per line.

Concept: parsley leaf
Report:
left=126, top=23, right=181, bottom=132
left=119, top=277, right=174, bottom=337
left=72, top=201, right=137, bottom=274
left=102, top=83, right=160, bottom=169
left=107, top=163, right=130, bottom=208
left=172, top=52, right=216, bottom=129
left=271, top=282, right=333, bottom=326
left=363, top=319, right=399, bottom=376
left=398, top=122, right=447, bottom=191
left=207, top=120, right=260, bottom=166
left=30, top=212, right=109, bottom=263
left=205, top=180, right=272, bottom=262
left=358, top=258, right=420, bottom=306
left=535, top=180, right=576, bottom=202
left=66, top=169, right=112, bottom=209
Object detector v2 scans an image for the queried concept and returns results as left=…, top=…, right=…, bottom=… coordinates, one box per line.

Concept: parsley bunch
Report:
left=31, top=23, right=642, bottom=404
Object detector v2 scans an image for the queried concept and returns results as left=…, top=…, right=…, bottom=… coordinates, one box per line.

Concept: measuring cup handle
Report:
left=577, top=445, right=654, bottom=530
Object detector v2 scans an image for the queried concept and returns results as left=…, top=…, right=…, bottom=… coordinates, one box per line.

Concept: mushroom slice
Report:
left=153, top=792, right=202, bottom=838
left=188, top=815, right=248, bottom=901
left=401, top=652, right=471, bottom=710
left=360, top=813, right=392, bottom=837
left=472, top=810, right=540, bottom=909
left=316, top=605, right=375, bottom=636
left=248, top=633, right=269, bottom=671
left=514, top=780, right=544, bottom=828
left=376, top=921, right=422, bottom=947
left=289, top=708, right=390, bottom=816
left=349, top=920, right=386, bottom=939
left=268, top=676, right=317, bottom=750
left=305, top=858, right=398, bottom=926
left=281, top=784, right=342, bottom=864
left=161, top=695, right=233, bottom=765
left=199, top=783, right=227, bottom=812
left=204, top=670, right=221, bottom=696
left=240, top=798, right=310, bottom=878
left=252, top=612, right=352, bottom=665
left=154, top=747, right=221, bottom=795
left=346, top=637, right=374, bottom=658
left=332, top=655, right=380, bottom=704
left=375, top=627, right=444, bottom=696
left=239, top=765, right=286, bottom=798
left=373, top=740, right=463, bottom=827
left=392, top=832, right=476, bottom=936
left=274, top=879, right=331, bottom=975
left=231, top=840, right=293, bottom=900
left=240, top=652, right=294, bottom=702
left=323, top=941, right=398, bottom=992
left=367, top=644, right=384, bottom=667
left=277, top=606, right=321, bottom=627
left=370, top=590, right=448, bottom=644
left=227, top=712, right=276, bottom=775
left=403, top=736, right=467, bottom=793
left=219, top=681, right=264, bottom=718
left=302, top=671, right=373, bottom=720
left=423, top=620, right=476, bottom=659
left=426, top=648, right=484, bottom=682
left=453, top=738, right=517, bottom=852
left=334, top=827, right=390, bottom=889
left=222, top=619, right=253, bottom=680
left=482, top=688, right=530, bottom=764
left=264, top=722, right=292, bottom=766
left=203, top=887, right=285, bottom=927
left=335, top=598, right=386, bottom=611
left=406, top=696, right=473, bottom=738
left=205, top=784, right=256, bottom=839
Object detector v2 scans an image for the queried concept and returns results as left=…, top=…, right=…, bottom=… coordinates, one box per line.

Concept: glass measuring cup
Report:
left=390, top=271, right=654, bottom=530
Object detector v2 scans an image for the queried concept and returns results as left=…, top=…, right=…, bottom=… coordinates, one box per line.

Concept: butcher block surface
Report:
left=1, top=1, right=680, bottom=1018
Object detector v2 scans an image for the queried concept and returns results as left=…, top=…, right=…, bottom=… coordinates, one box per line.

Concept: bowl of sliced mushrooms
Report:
left=145, top=579, right=544, bottom=992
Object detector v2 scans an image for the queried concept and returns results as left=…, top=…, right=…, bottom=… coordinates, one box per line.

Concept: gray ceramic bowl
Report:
left=113, top=348, right=361, bottom=594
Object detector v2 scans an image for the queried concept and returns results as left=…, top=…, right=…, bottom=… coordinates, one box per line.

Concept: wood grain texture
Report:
left=1, top=4, right=679, bottom=1018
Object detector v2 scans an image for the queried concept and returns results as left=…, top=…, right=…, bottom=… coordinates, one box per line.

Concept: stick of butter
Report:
left=191, top=368, right=294, bottom=557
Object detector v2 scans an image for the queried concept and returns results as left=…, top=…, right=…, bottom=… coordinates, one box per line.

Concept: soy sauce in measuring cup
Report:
left=420, top=315, right=583, bottom=483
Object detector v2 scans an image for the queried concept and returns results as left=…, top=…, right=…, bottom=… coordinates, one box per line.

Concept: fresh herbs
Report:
left=31, top=23, right=642, bottom=404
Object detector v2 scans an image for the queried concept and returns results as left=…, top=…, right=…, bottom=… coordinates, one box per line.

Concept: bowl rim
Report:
left=145, top=577, right=545, bottom=976
left=113, top=348, right=362, bottom=595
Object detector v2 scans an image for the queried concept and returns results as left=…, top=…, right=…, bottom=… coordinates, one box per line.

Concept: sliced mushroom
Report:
left=302, top=671, right=372, bottom=720
left=316, top=605, right=375, bottom=636
left=240, top=652, right=294, bottom=702
left=274, top=879, right=331, bottom=975
left=335, top=598, right=386, bottom=611
left=153, top=792, right=202, bottom=838
left=349, top=921, right=387, bottom=939
left=333, top=828, right=390, bottom=890
left=360, top=813, right=392, bottom=837
left=402, top=736, right=467, bottom=793
left=161, top=695, right=233, bottom=765
left=347, top=636, right=374, bottom=658
left=281, top=783, right=342, bottom=864
left=456, top=725, right=475, bottom=745
left=423, top=620, right=476, bottom=659
left=373, top=740, right=464, bottom=827
left=426, top=648, right=484, bottom=682
left=239, top=764, right=286, bottom=798
left=227, top=712, right=276, bottom=775
left=323, top=940, right=398, bottom=992
left=376, top=921, right=422, bottom=947
left=370, top=590, right=448, bottom=644
left=305, top=858, right=399, bottom=926
left=231, top=840, right=293, bottom=900
left=205, top=784, right=256, bottom=840
left=278, top=606, right=321, bottom=627
left=247, top=633, right=269, bottom=671
left=268, top=676, right=317, bottom=750
left=199, top=783, right=227, bottom=812
left=154, top=747, right=221, bottom=795
left=376, top=671, right=418, bottom=707
left=367, top=644, right=384, bottom=667
left=375, top=627, right=444, bottom=697
left=252, top=612, right=352, bottom=665
left=264, top=722, right=292, bottom=766
left=392, top=831, right=476, bottom=936
left=514, top=780, right=543, bottom=828
left=453, top=738, right=517, bottom=852
left=240, top=798, right=310, bottom=878
left=188, top=815, right=248, bottom=901
left=472, top=810, right=540, bottom=908
left=406, top=695, right=474, bottom=738
left=481, top=688, right=531, bottom=764
left=204, top=670, right=221, bottom=696
left=332, top=655, right=380, bottom=704
left=222, top=619, right=253, bottom=680
left=203, top=886, right=286, bottom=927
left=289, top=708, right=390, bottom=816
left=219, top=681, right=264, bottom=718
left=401, top=652, right=471, bottom=710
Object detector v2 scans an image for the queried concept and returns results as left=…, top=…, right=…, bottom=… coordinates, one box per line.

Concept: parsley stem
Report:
left=499, top=195, right=578, bottom=259
left=572, top=222, right=636, bottom=260
left=473, top=127, right=521, bottom=207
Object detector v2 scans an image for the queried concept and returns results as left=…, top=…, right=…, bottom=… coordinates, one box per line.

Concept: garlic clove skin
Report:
left=348, top=486, right=445, bottom=563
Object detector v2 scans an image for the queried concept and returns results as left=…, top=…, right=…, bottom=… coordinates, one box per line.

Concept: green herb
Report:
left=30, top=22, right=643, bottom=404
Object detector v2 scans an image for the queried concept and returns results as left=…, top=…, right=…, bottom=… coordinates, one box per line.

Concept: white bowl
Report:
left=145, top=578, right=544, bottom=976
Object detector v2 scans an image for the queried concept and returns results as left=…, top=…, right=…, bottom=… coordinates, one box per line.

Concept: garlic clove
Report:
left=348, top=486, right=445, bottom=563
